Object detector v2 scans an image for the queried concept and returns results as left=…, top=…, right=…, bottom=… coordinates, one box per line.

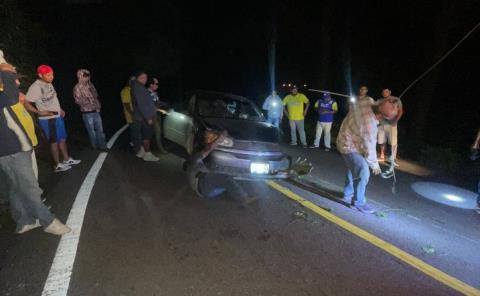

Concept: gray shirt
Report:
left=26, top=79, right=61, bottom=119
left=131, top=81, right=156, bottom=122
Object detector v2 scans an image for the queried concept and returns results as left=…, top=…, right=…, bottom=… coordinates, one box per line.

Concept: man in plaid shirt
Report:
left=336, top=86, right=381, bottom=214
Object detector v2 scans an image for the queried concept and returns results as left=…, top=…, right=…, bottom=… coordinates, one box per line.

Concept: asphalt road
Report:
left=0, top=132, right=478, bottom=296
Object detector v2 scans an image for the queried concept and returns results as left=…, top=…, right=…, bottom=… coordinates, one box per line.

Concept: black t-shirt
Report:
left=0, top=71, right=19, bottom=108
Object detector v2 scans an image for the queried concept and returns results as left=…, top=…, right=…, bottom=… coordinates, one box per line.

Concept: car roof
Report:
left=187, top=90, right=250, bottom=103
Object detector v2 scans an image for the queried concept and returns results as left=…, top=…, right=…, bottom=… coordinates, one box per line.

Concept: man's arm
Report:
left=359, top=108, right=380, bottom=173
left=23, top=101, right=54, bottom=117
left=395, top=106, right=404, bottom=122
left=262, top=97, right=269, bottom=111
left=303, top=102, right=310, bottom=117
left=123, top=103, right=133, bottom=114
left=282, top=98, right=289, bottom=118
left=73, top=85, right=82, bottom=105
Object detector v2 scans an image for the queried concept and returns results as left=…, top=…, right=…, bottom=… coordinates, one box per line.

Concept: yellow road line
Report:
left=266, top=180, right=480, bottom=296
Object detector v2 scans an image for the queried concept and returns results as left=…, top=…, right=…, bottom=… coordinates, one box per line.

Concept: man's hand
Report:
left=156, top=108, right=168, bottom=115
left=372, top=167, right=382, bottom=175
left=60, top=110, right=66, bottom=118
left=147, top=119, right=153, bottom=125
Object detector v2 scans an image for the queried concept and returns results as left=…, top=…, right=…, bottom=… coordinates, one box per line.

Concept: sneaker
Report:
left=324, top=148, right=331, bottom=152
left=302, top=145, right=308, bottom=148
left=44, top=219, right=71, bottom=236
left=136, top=147, right=145, bottom=158
left=129, top=141, right=135, bottom=148
left=54, top=163, right=72, bottom=173
left=143, top=152, right=159, bottom=162
left=309, top=145, right=319, bottom=149
left=381, top=169, right=394, bottom=179
left=289, top=143, right=297, bottom=146
left=63, top=158, right=81, bottom=166
left=16, top=219, right=41, bottom=234
left=354, top=204, right=376, bottom=214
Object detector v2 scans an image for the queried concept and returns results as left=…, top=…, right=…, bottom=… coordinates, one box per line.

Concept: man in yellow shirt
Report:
left=120, top=76, right=138, bottom=148
left=283, top=87, right=309, bottom=147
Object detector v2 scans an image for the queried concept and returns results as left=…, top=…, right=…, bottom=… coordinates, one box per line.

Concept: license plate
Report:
left=250, top=162, right=270, bottom=174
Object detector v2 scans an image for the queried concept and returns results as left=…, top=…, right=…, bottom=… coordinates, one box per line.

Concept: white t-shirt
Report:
left=26, top=79, right=61, bottom=119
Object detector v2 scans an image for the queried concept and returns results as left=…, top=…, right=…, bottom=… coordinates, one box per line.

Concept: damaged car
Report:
left=162, top=91, right=310, bottom=196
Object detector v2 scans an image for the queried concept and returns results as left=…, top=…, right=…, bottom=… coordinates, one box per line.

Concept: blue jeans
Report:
left=342, top=152, right=370, bottom=206
left=82, top=112, right=106, bottom=149
left=267, top=117, right=280, bottom=128
left=289, top=120, right=307, bottom=146
left=0, top=151, right=55, bottom=231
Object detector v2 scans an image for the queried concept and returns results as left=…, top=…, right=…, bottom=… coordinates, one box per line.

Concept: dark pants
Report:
left=132, top=121, right=153, bottom=153
left=477, top=180, right=480, bottom=207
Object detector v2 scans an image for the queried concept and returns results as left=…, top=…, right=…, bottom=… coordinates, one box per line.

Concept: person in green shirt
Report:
left=282, top=87, right=309, bottom=147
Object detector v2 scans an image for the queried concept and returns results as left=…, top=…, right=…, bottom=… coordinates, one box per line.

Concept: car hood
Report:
left=201, top=118, right=280, bottom=142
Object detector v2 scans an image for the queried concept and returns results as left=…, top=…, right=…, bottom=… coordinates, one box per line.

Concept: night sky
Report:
left=5, top=0, right=480, bottom=152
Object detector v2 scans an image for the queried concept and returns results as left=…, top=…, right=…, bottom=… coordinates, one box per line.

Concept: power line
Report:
left=399, top=21, right=480, bottom=98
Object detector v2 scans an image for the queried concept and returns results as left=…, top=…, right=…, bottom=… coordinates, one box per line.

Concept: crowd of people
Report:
left=262, top=85, right=403, bottom=213
left=0, top=44, right=176, bottom=234
left=263, top=85, right=402, bottom=162
left=1, top=45, right=478, bottom=235
left=0, top=54, right=72, bottom=235
left=119, top=71, right=167, bottom=162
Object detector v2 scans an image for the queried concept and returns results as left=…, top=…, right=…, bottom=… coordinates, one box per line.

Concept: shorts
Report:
left=378, top=124, right=397, bottom=146
left=139, top=120, right=154, bottom=140
left=39, top=117, right=67, bottom=143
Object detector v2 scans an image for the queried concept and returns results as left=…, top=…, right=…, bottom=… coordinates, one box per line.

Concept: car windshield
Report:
left=197, top=95, right=264, bottom=121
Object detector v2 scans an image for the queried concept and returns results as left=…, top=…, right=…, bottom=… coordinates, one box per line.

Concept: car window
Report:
left=197, top=95, right=264, bottom=121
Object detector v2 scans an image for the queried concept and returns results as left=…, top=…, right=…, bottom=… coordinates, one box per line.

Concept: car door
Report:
left=163, top=96, right=196, bottom=154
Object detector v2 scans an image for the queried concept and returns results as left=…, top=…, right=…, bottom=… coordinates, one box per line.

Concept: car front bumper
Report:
left=202, top=147, right=291, bottom=180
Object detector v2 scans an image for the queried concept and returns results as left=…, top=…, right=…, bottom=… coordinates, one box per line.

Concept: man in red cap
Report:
left=24, top=65, right=81, bottom=173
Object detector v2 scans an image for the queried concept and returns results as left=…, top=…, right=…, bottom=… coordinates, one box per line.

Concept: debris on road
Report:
left=422, top=245, right=436, bottom=255
left=292, top=210, right=308, bottom=221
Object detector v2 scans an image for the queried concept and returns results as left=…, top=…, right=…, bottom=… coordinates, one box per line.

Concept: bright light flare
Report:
left=411, top=182, right=478, bottom=209
left=250, top=162, right=270, bottom=174
left=350, top=96, right=356, bottom=103
left=443, top=194, right=464, bottom=202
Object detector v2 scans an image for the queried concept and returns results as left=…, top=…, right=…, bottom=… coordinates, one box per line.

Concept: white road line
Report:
left=106, top=124, right=128, bottom=149
left=42, top=125, right=127, bottom=296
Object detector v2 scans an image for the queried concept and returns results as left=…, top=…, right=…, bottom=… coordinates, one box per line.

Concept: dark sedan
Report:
left=163, top=91, right=291, bottom=180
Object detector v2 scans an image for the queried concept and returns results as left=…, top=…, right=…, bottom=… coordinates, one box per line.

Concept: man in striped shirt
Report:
left=336, top=86, right=381, bottom=214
